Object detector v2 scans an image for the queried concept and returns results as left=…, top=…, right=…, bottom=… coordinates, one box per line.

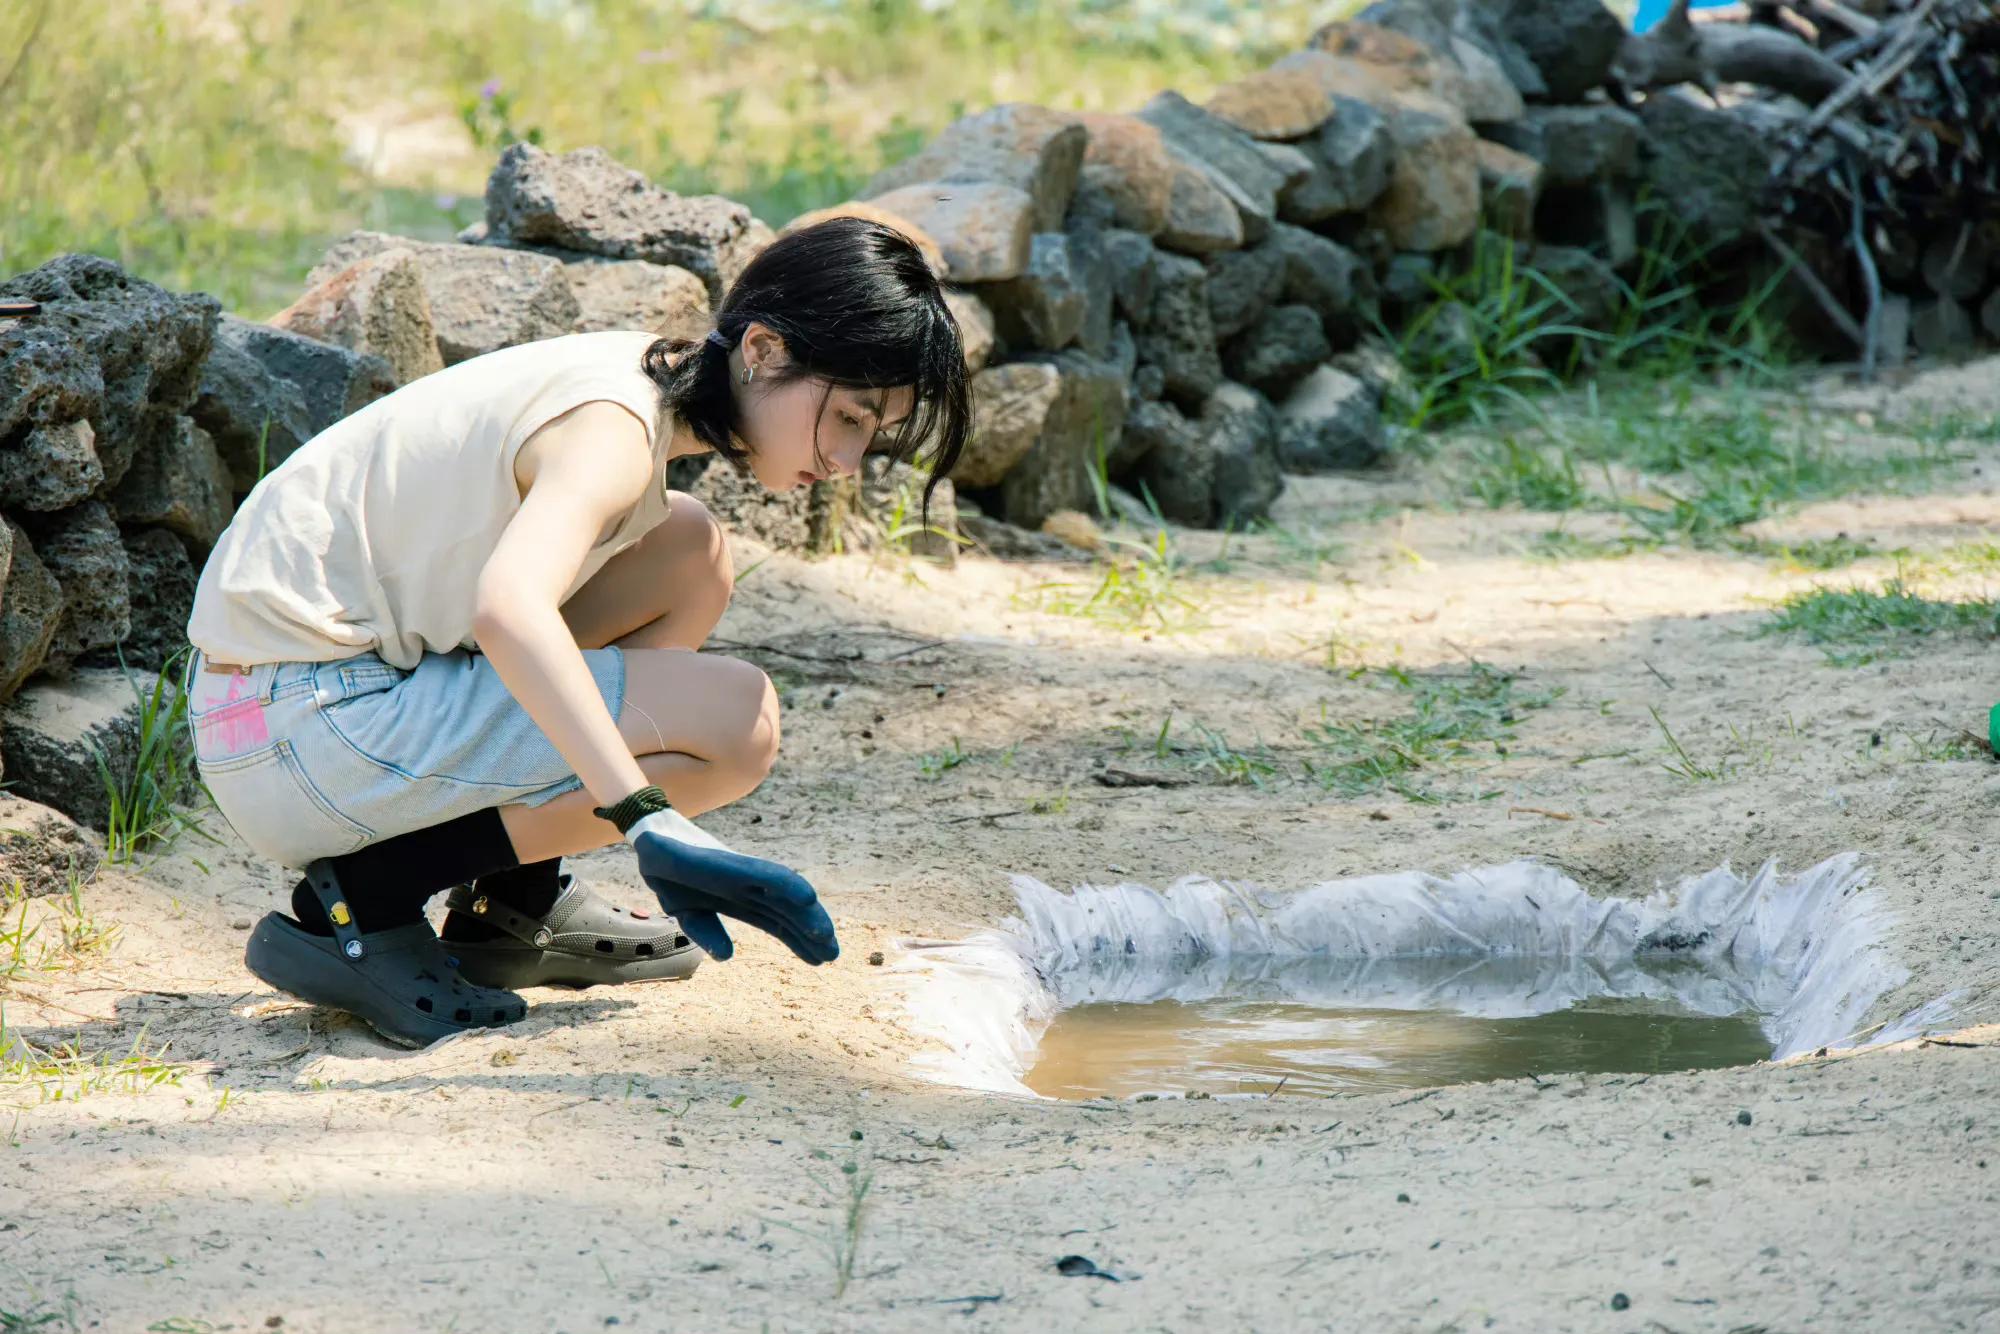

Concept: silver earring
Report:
left=741, top=364, right=755, bottom=385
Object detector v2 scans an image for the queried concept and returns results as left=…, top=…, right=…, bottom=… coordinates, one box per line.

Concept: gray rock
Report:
left=858, top=455, right=960, bottom=562
left=862, top=104, right=1088, bottom=234
left=1201, top=382, right=1285, bottom=528
left=1486, top=0, right=1625, bottom=103
left=484, top=144, right=772, bottom=303
left=1134, top=252, right=1225, bottom=409
left=1636, top=94, right=1776, bottom=248
left=1132, top=364, right=1167, bottom=402
left=0, top=518, right=63, bottom=701
left=1285, top=97, right=1394, bottom=222
left=0, top=666, right=188, bottom=831
left=84, top=528, right=196, bottom=675
left=0, top=321, right=102, bottom=449
left=1369, top=94, right=1479, bottom=253
left=23, top=501, right=129, bottom=669
left=0, top=796, right=100, bottom=898
left=193, top=314, right=396, bottom=490
left=867, top=183, right=1037, bottom=282
left=1912, top=297, right=1976, bottom=357
left=1449, top=35, right=1526, bottom=123
left=1270, top=224, right=1366, bottom=338
left=955, top=510, right=1089, bottom=561
left=669, top=455, right=815, bottom=552
left=1381, top=252, right=1444, bottom=312
left=1138, top=92, right=1292, bottom=242
left=996, top=348, right=1129, bottom=529
left=1485, top=105, right=1641, bottom=185
left=268, top=247, right=446, bottom=387
left=1129, top=400, right=1216, bottom=524
left=308, top=232, right=580, bottom=366
left=1475, top=139, right=1543, bottom=237
left=109, top=415, right=234, bottom=551
left=1224, top=305, right=1332, bottom=398
left=0, top=255, right=219, bottom=488
left=1528, top=243, right=1623, bottom=330
left=1254, top=141, right=1317, bottom=197
left=0, top=419, right=103, bottom=512
left=1277, top=365, right=1386, bottom=471
left=959, top=362, right=1064, bottom=488
left=943, top=288, right=999, bottom=374
left=1452, top=0, right=1547, bottom=99
left=1107, top=320, right=1138, bottom=385
left=1071, top=113, right=1175, bottom=237
left=981, top=230, right=1113, bottom=355
left=1153, top=155, right=1246, bottom=255
left=1099, top=229, right=1159, bottom=330
left=563, top=258, right=711, bottom=340
left=1205, top=242, right=1288, bottom=340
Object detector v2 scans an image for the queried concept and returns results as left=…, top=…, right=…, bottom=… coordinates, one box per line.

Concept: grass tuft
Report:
left=1301, top=662, right=1563, bottom=801
left=1760, top=578, right=2000, bottom=666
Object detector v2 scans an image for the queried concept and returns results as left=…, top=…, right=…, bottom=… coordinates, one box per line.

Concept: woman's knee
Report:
left=619, top=649, right=778, bottom=793
left=664, top=493, right=731, bottom=592
left=725, top=663, right=781, bottom=797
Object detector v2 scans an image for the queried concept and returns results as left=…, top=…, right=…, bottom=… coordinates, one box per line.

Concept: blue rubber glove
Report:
left=626, top=809, right=839, bottom=965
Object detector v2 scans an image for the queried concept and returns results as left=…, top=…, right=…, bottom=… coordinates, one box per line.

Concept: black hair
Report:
left=641, top=215, right=970, bottom=520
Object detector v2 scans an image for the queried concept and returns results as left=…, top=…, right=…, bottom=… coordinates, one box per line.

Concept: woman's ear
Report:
left=741, top=321, right=790, bottom=374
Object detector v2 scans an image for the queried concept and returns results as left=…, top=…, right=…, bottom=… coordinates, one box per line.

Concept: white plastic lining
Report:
left=891, top=855, right=1951, bottom=1098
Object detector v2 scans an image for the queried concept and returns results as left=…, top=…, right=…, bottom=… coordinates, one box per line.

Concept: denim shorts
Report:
left=185, top=645, right=627, bottom=868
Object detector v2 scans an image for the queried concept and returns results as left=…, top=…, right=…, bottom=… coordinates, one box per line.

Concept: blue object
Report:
left=634, top=832, right=841, bottom=965
left=1632, top=0, right=1738, bottom=33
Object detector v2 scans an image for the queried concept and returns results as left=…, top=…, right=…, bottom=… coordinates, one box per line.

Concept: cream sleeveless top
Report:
left=189, top=330, right=677, bottom=669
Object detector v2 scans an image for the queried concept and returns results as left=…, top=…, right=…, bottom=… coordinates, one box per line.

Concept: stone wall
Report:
left=0, top=0, right=1873, bottom=812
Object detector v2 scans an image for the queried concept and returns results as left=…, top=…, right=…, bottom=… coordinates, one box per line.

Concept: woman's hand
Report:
left=626, top=809, right=839, bottom=964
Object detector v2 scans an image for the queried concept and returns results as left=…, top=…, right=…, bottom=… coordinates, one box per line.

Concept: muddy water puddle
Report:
left=1022, top=956, right=1774, bottom=1100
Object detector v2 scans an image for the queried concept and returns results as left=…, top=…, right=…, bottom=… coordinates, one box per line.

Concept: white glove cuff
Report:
left=624, top=807, right=730, bottom=852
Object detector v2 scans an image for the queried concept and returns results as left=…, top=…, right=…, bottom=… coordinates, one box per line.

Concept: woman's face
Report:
left=731, top=323, right=915, bottom=492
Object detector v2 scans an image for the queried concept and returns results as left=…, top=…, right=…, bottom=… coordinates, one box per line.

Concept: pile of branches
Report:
left=1621, top=0, right=2000, bottom=375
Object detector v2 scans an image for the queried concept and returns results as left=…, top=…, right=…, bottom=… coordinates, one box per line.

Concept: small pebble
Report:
left=232, top=918, right=252, bottom=930
left=1610, top=1292, right=1630, bottom=1311
left=1736, top=1109, right=1753, bottom=1126
left=1396, top=1192, right=1411, bottom=1204
left=867, top=951, right=885, bottom=966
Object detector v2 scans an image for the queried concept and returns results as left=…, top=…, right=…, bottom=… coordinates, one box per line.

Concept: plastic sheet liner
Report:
left=892, top=855, right=1952, bottom=1097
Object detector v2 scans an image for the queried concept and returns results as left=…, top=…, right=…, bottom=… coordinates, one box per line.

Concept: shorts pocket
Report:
left=199, top=738, right=374, bottom=866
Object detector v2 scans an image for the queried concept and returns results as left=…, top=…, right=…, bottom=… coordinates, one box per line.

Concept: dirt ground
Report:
left=5, top=363, right=2000, bottom=1332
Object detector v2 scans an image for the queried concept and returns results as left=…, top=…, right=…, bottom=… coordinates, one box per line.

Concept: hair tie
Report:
left=704, top=329, right=731, bottom=351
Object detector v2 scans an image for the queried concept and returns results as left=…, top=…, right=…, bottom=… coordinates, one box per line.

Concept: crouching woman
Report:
left=182, top=217, right=968, bottom=1046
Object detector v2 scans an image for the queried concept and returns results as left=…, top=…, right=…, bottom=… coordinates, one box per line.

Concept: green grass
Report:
left=1020, top=528, right=1206, bottom=632
left=91, top=653, right=215, bottom=865
left=2, top=0, right=1315, bottom=313
left=1390, top=203, right=1793, bottom=432
left=1759, top=578, right=2000, bottom=666
left=1, top=871, right=118, bottom=982
left=915, top=737, right=969, bottom=779
left=1132, top=711, right=1282, bottom=787
left=1650, top=706, right=1739, bottom=781
left=0, top=1009, right=186, bottom=1106
left=771, top=1136, right=876, bottom=1299
left=1300, top=662, right=1563, bottom=801
left=1460, top=385, right=1958, bottom=550
left=1465, top=435, right=1591, bottom=511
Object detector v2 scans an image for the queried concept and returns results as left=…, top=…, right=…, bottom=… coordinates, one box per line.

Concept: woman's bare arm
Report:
left=472, top=401, right=656, bottom=807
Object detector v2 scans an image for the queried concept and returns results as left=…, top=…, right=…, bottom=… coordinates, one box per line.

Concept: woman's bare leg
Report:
left=497, top=494, right=780, bottom=862
left=559, top=491, right=734, bottom=653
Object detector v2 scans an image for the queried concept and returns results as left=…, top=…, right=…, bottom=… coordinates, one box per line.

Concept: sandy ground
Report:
left=5, top=364, right=2000, bottom=1332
